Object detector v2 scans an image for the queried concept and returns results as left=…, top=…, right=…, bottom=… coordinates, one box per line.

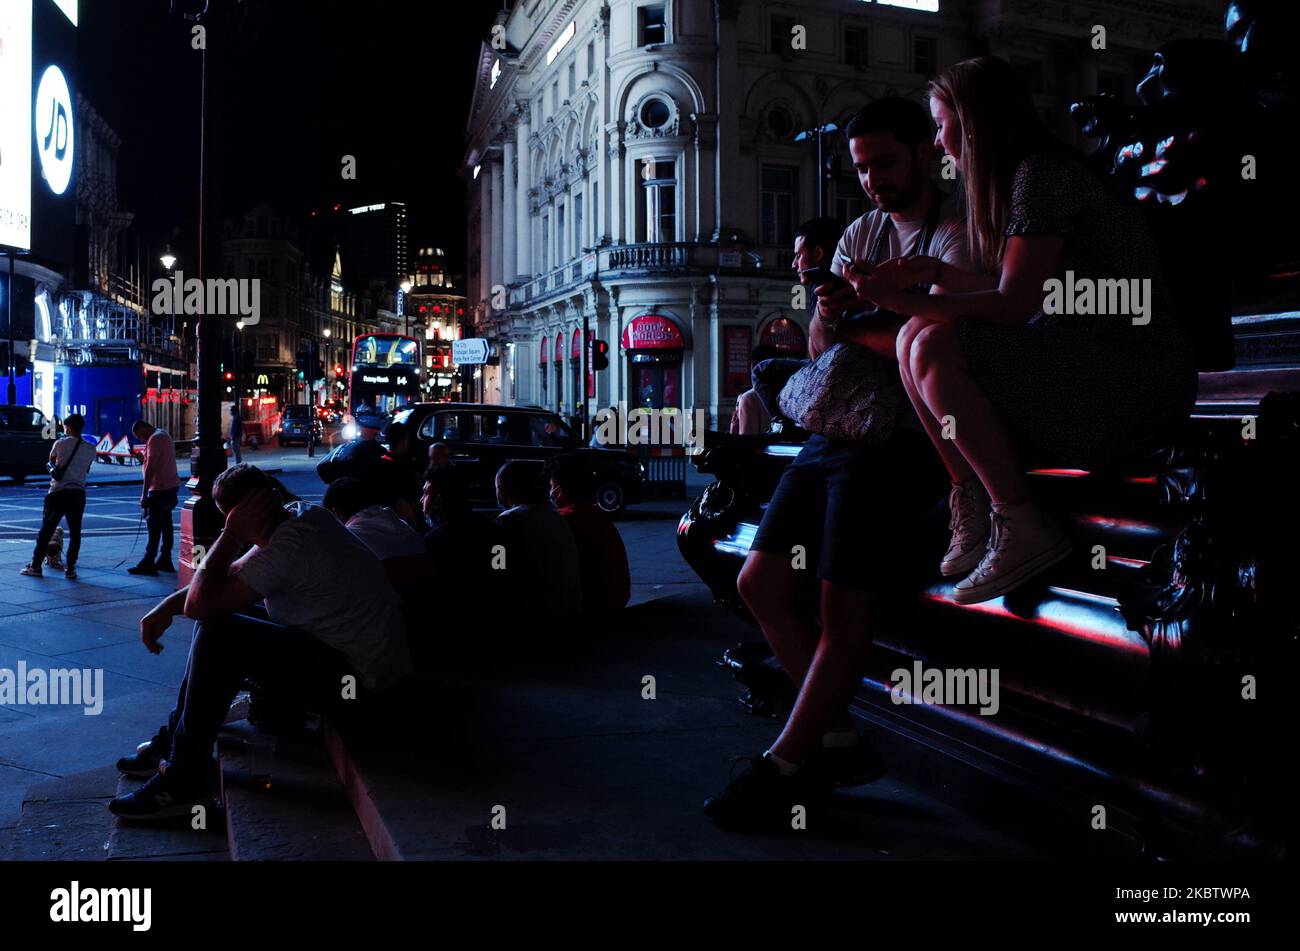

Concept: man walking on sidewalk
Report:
left=128, top=420, right=181, bottom=576
left=228, top=404, right=243, bottom=464
left=21, top=414, right=94, bottom=581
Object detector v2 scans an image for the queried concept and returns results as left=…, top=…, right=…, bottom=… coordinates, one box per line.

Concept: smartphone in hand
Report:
left=799, top=266, right=850, bottom=295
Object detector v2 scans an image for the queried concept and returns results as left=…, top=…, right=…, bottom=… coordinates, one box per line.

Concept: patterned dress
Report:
left=956, top=149, right=1198, bottom=471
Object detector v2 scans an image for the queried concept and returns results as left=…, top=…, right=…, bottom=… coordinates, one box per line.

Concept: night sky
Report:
left=78, top=0, right=503, bottom=276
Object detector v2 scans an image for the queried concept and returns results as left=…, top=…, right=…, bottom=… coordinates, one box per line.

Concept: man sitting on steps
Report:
left=108, top=463, right=411, bottom=822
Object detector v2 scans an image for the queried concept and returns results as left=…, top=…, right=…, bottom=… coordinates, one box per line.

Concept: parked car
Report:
left=0, top=405, right=53, bottom=483
left=277, top=404, right=323, bottom=446
left=389, top=403, right=646, bottom=514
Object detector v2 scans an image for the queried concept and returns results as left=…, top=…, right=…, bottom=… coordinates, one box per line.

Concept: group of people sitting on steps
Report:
left=706, top=56, right=1196, bottom=831
left=106, top=443, right=630, bottom=821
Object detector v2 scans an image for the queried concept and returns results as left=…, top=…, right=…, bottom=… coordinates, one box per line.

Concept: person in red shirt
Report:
left=128, top=420, right=182, bottom=575
left=543, top=453, right=630, bottom=615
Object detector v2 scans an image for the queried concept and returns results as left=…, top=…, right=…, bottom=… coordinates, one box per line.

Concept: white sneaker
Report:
left=953, top=500, right=1072, bottom=604
left=941, top=477, right=992, bottom=578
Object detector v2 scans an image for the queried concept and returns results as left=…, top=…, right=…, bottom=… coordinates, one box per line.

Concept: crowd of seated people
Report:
left=109, top=445, right=633, bottom=820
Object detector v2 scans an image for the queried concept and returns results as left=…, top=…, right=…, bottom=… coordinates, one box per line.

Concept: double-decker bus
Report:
left=349, top=333, right=421, bottom=432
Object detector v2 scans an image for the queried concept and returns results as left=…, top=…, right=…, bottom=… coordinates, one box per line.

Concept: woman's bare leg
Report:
left=897, top=317, right=975, bottom=484
left=909, top=322, right=1029, bottom=504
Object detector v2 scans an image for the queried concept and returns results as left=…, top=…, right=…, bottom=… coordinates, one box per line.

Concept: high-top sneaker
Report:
left=953, top=499, right=1072, bottom=604
left=941, top=476, right=992, bottom=578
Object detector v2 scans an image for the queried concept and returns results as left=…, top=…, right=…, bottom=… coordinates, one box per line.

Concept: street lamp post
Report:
left=176, top=0, right=229, bottom=586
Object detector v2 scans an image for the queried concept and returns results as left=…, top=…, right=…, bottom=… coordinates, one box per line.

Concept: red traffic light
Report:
left=223, top=371, right=234, bottom=381
left=592, top=339, right=610, bottom=371
left=335, top=365, right=344, bottom=376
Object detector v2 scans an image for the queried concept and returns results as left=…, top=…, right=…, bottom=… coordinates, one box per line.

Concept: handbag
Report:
left=781, top=198, right=946, bottom=441
left=777, top=342, right=907, bottom=444
left=49, top=437, right=87, bottom=482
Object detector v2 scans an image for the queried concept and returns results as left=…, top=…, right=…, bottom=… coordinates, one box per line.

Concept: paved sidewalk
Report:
left=0, top=526, right=187, bottom=830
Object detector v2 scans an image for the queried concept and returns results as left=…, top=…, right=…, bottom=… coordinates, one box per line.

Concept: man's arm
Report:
left=140, top=585, right=189, bottom=655
left=184, top=517, right=263, bottom=621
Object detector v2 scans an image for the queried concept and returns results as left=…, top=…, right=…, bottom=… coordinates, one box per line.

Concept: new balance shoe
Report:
left=941, top=477, right=992, bottom=578
left=953, top=499, right=1072, bottom=604
left=108, top=767, right=212, bottom=822
left=703, top=755, right=810, bottom=832
left=19, top=564, right=42, bottom=577
left=116, top=729, right=171, bottom=778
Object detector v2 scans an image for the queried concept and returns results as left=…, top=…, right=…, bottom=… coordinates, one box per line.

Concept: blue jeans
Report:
left=142, top=487, right=178, bottom=563
left=163, top=612, right=357, bottom=780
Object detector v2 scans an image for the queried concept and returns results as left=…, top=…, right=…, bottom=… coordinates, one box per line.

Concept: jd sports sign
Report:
left=34, top=63, right=73, bottom=195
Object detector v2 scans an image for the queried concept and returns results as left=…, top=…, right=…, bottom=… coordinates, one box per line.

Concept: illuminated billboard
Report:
left=0, top=0, right=33, bottom=250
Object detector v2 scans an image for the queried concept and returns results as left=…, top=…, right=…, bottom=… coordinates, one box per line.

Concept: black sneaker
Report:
left=803, top=736, right=887, bottom=790
left=127, top=562, right=158, bottom=576
left=64, top=567, right=78, bottom=581
left=153, top=558, right=176, bottom=573
left=116, top=730, right=170, bottom=778
left=703, top=755, right=810, bottom=832
left=19, top=564, right=42, bottom=577
left=108, top=768, right=212, bottom=822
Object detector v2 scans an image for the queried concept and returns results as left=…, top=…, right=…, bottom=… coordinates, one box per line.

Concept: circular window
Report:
left=767, top=107, right=793, bottom=140
left=641, top=98, right=671, bottom=129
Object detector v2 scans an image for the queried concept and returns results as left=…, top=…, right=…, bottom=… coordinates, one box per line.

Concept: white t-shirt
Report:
left=832, top=193, right=969, bottom=281
left=345, top=505, right=426, bottom=561
left=49, top=436, right=94, bottom=492
left=235, top=502, right=412, bottom=691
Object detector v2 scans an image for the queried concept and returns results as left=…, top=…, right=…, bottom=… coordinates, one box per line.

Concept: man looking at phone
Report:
left=704, top=97, right=967, bottom=831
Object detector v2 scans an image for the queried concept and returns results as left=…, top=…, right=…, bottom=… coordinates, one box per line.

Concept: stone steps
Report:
left=218, top=721, right=373, bottom=861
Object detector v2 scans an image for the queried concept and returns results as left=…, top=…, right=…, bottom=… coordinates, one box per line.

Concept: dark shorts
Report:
left=750, top=429, right=947, bottom=590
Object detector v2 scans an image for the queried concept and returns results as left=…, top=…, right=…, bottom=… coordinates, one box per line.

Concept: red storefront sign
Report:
left=621, top=314, right=684, bottom=350
left=723, top=326, right=752, bottom=398
left=759, top=317, right=806, bottom=354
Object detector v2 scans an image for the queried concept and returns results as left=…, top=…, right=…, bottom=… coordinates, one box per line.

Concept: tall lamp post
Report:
left=175, top=0, right=229, bottom=586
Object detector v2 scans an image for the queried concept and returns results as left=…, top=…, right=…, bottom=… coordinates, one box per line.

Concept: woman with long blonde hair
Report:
left=849, top=56, right=1197, bottom=604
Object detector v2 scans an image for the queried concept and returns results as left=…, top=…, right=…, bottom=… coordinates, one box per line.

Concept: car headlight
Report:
left=342, top=423, right=358, bottom=440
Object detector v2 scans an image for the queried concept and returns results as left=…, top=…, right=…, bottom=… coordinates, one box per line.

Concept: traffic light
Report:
left=592, top=339, right=610, bottom=371
left=223, top=370, right=234, bottom=381
left=334, top=364, right=344, bottom=377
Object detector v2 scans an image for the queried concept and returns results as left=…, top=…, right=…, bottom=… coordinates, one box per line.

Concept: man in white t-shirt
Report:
left=109, top=463, right=411, bottom=821
left=22, top=413, right=95, bottom=581
left=707, top=97, right=966, bottom=833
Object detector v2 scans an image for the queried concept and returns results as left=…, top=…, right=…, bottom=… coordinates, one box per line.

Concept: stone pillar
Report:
left=503, top=136, right=517, bottom=283
left=490, top=156, right=504, bottom=294
left=515, top=104, right=532, bottom=280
